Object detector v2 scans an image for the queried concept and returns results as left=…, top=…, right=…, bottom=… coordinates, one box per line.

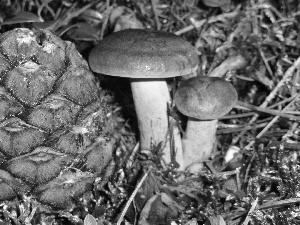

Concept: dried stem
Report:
left=209, top=55, right=248, bottom=78
left=244, top=94, right=300, bottom=150
left=116, top=167, right=151, bottom=225
left=232, top=56, right=300, bottom=145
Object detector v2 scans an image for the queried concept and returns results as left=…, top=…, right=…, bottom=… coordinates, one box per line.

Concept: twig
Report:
left=268, top=95, right=297, bottom=109
left=261, top=56, right=300, bottom=105
left=164, top=185, right=201, bottom=202
left=170, top=6, right=187, bottom=26
left=126, top=142, right=140, bottom=169
left=116, top=167, right=151, bottom=225
left=259, top=47, right=273, bottom=77
left=232, top=56, right=300, bottom=145
left=150, top=0, right=161, bottom=30
left=259, top=197, right=300, bottom=210
left=236, top=168, right=241, bottom=191
left=53, top=1, right=96, bottom=32
left=250, top=0, right=259, bottom=35
left=217, top=122, right=268, bottom=134
left=221, top=112, right=257, bottom=120
left=209, top=55, right=248, bottom=78
left=268, top=140, right=300, bottom=151
left=253, top=3, right=284, bottom=19
left=243, top=197, right=259, bottom=225
left=100, top=0, right=113, bottom=40
left=243, top=153, right=256, bottom=187
left=175, top=7, right=240, bottom=35
left=292, top=66, right=300, bottom=95
left=243, top=94, right=300, bottom=150
left=24, top=205, right=37, bottom=225
left=282, top=122, right=299, bottom=140
left=236, top=75, right=255, bottom=81
left=37, top=0, right=55, bottom=20
left=236, top=100, right=300, bottom=121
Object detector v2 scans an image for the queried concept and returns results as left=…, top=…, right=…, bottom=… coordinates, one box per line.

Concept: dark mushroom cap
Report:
left=175, top=76, right=237, bottom=120
left=88, top=29, right=198, bottom=78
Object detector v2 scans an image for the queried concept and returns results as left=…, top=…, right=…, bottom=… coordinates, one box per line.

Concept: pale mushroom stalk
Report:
left=183, top=119, right=218, bottom=172
left=131, top=80, right=183, bottom=168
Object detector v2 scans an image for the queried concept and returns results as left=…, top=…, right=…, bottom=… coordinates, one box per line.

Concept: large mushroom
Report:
left=89, top=29, right=198, bottom=169
left=175, top=76, right=237, bottom=173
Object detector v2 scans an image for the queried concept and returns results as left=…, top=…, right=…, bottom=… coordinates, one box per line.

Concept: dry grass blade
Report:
left=221, top=112, right=256, bottom=119
left=54, top=1, right=96, bottom=33
left=232, top=56, right=300, bottom=145
left=243, top=197, right=259, bottom=225
left=125, top=142, right=140, bottom=169
left=236, top=100, right=300, bottom=121
left=217, top=121, right=269, bottom=134
left=137, top=194, right=158, bottom=225
left=150, top=0, right=161, bottom=30
left=244, top=94, right=300, bottom=150
left=116, top=167, right=151, bottom=225
left=259, top=198, right=300, bottom=210
left=175, top=7, right=241, bottom=35
left=209, top=55, right=248, bottom=78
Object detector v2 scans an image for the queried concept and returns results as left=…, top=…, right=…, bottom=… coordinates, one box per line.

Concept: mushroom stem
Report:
left=130, top=79, right=184, bottom=169
left=183, top=118, right=218, bottom=173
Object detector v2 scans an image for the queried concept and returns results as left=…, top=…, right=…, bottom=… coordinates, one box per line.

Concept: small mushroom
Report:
left=175, top=76, right=237, bottom=173
left=89, top=29, right=198, bottom=169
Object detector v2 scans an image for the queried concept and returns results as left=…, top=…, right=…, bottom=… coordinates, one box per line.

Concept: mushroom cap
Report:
left=175, top=76, right=237, bottom=120
left=88, top=29, right=199, bottom=78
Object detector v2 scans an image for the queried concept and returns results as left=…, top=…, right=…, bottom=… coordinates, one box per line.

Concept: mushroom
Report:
left=175, top=76, right=237, bottom=173
left=89, top=29, right=198, bottom=169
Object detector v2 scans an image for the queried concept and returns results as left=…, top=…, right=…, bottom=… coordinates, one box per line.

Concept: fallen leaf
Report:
left=3, top=12, right=42, bottom=25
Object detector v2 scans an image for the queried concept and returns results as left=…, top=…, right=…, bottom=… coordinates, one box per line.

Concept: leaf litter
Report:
left=1, top=0, right=300, bottom=224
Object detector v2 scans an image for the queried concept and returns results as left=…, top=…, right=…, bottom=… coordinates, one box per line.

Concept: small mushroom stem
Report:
left=130, top=79, right=184, bottom=169
left=183, top=118, right=218, bottom=173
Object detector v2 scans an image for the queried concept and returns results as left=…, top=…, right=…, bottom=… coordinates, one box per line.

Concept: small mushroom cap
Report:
left=88, top=29, right=198, bottom=78
left=175, top=76, right=237, bottom=120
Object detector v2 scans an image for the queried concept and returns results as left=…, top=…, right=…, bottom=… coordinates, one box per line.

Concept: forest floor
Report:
left=1, top=0, right=300, bottom=224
